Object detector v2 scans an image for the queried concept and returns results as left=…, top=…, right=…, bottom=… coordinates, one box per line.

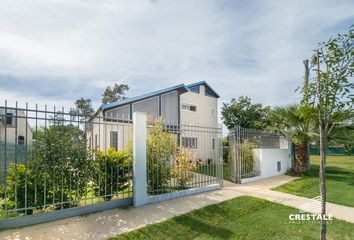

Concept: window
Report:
left=110, top=131, right=118, bottom=150
left=5, top=113, right=14, bottom=125
left=212, top=138, right=216, bottom=150
left=211, top=109, right=216, bottom=116
left=277, top=161, right=281, bottom=172
left=181, top=137, right=198, bottom=149
left=95, top=134, right=98, bottom=149
left=18, top=136, right=25, bottom=145
left=205, top=88, right=214, bottom=97
left=181, top=104, right=197, bottom=112
left=188, top=85, right=199, bottom=93
left=89, top=137, right=92, bottom=150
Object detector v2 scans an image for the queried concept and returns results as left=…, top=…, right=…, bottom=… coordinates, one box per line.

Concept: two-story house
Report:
left=87, top=81, right=220, bottom=163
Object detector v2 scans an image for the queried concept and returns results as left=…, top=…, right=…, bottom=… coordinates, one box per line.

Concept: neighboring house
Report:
left=0, top=108, right=33, bottom=181
left=87, top=81, right=220, bottom=163
left=0, top=108, right=33, bottom=147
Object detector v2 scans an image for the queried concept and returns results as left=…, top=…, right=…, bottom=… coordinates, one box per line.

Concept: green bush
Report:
left=147, top=118, right=177, bottom=194
left=240, top=140, right=254, bottom=176
left=1, top=124, right=95, bottom=214
left=94, top=148, right=132, bottom=201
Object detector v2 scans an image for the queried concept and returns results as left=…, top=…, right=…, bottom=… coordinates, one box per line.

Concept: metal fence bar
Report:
left=146, top=121, right=223, bottom=196
left=0, top=101, right=133, bottom=226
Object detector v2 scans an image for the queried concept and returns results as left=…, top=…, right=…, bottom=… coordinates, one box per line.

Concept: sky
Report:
left=0, top=0, right=354, bottom=112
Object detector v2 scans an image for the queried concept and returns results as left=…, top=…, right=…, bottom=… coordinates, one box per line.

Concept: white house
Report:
left=87, top=81, right=221, bottom=163
left=0, top=108, right=33, bottom=147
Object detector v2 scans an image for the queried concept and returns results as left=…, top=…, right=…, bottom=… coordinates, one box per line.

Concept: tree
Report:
left=102, top=84, right=129, bottom=105
left=302, top=26, right=354, bottom=240
left=71, top=98, right=94, bottom=119
left=269, top=104, right=316, bottom=174
left=221, top=96, right=271, bottom=130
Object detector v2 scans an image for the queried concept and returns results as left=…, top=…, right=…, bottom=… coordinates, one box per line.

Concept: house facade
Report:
left=87, top=81, right=220, bottom=163
left=0, top=108, right=33, bottom=182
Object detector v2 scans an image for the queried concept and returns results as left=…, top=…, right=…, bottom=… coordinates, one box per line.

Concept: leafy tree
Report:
left=302, top=26, right=354, bottom=240
left=269, top=104, right=316, bottom=174
left=102, top=84, right=129, bottom=105
left=94, top=148, right=132, bottom=201
left=71, top=97, right=94, bottom=119
left=221, top=96, right=271, bottom=130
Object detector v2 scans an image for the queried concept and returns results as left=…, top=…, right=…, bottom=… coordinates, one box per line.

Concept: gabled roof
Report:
left=186, top=81, right=220, bottom=98
left=101, top=81, right=220, bottom=111
left=101, top=84, right=188, bottom=111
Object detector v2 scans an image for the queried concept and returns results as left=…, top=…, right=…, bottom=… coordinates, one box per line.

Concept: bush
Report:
left=147, top=118, right=177, bottom=194
left=1, top=124, right=95, bottom=214
left=171, top=148, right=196, bottom=189
left=240, top=140, right=254, bottom=176
left=94, top=148, right=132, bottom=201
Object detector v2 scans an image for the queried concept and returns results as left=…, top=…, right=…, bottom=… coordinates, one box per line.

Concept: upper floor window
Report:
left=188, top=85, right=199, bottom=93
left=181, top=104, right=197, bottom=112
left=5, top=113, right=14, bottom=126
left=205, top=88, right=214, bottom=97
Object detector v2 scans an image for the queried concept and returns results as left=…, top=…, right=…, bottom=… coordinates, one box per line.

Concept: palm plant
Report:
left=269, top=104, right=316, bottom=174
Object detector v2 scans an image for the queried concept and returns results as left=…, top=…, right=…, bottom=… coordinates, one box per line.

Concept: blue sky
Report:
left=0, top=0, right=354, bottom=111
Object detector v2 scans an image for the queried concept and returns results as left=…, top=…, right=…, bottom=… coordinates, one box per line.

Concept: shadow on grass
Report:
left=173, top=214, right=234, bottom=239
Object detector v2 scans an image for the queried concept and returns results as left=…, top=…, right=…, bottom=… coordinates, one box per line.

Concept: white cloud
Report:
left=0, top=0, right=353, bottom=109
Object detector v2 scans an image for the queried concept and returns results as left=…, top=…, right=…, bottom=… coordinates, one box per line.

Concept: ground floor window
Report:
left=181, top=137, right=198, bottom=149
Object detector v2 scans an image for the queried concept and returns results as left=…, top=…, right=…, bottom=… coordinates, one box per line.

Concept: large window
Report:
left=110, top=131, right=118, bottom=150
left=181, top=137, right=198, bottom=149
left=181, top=104, right=197, bottom=112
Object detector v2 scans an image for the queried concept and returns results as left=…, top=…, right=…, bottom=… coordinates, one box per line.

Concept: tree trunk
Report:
left=295, top=141, right=308, bottom=174
left=319, top=121, right=327, bottom=240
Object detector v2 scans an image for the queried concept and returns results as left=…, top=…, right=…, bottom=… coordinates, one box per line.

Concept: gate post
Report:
left=133, top=112, right=148, bottom=207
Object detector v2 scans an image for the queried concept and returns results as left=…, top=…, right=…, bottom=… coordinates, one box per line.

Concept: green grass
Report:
left=107, top=196, right=354, bottom=240
left=274, top=155, right=354, bottom=207
left=196, top=163, right=231, bottom=181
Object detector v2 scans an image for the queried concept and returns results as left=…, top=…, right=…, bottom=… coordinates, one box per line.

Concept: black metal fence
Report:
left=229, top=125, right=289, bottom=183
left=146, top=120, right=223, bottom=195
left=0, top=101, right=133, bottom=222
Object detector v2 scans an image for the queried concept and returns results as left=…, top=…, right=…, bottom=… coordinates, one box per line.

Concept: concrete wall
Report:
left=241, top=148, right=292, bottom=183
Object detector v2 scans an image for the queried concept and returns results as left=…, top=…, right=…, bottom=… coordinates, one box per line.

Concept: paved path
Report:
left=1, top=175, right=354, bottom=240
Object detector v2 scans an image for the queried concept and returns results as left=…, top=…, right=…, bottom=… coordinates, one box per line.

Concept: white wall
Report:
left=180, top=85, right=218, bottom=126
left=241, top=148, right=292, bottom=183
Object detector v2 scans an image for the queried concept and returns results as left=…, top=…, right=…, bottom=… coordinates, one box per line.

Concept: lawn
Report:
left=274, top=155, right=354, bottom=207
left=196, top=163, right=231, bottom=181
left=107, top=196, right=354, bottom=240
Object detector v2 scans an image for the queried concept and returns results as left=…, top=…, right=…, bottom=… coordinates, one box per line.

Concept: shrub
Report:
left=94, top=148, right=132, bottom=201
left=147, top=118, right=177, bottom=194
left=240, top=140, right=254, bottom=176
left=171, top=148, right=196, bottom=189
